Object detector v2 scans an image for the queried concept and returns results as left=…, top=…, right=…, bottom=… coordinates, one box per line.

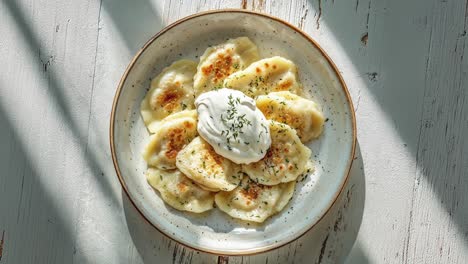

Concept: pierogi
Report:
left=146, top=168, right=214, bottom=213
left=141, top=60, right=197, bottom=133
left=256, top=91, right=324, bottom=142
left=142, top=110, right=198, bottom=169
left=215, top=176, right=296, bottom=222
left=224, top=56, right=302, bottom=98
left=140, top=38, right=325, bottom=223
left=194, top=37, right=260, bottom=96
left=242, top=121, right=312, bottom=185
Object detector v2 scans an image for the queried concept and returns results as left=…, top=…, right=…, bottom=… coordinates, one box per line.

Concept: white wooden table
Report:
left=1, top=0, right=467, bottom=263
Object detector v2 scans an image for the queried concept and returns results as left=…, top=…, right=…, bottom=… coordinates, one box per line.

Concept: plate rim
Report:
left=109, top=9, right=357, bottom=256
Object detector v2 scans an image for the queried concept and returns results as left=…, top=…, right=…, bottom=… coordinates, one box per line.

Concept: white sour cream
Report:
left=195, top=88, right=271, bottom=164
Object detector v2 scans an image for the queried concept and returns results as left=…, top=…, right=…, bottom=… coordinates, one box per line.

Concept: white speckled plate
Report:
left=110, top=10, right=356, bottom=255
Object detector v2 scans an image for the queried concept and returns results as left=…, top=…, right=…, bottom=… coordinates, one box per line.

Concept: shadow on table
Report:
left=122, top=190, right=215, bottom=263
left=122, top=142, right=366, bottom=263
left=346, top=241, right=372, bottom=264
left=2, top=0, right=118, bottom=205
left=297, top=142, right=367, bottom=263
left=101, top=0, right=163, bottom=53
left=0, top=102, right=87, bottom=263
left=306, top=0, right=468, bottom=239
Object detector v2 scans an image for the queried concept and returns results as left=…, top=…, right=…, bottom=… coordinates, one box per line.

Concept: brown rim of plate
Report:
left=110, top=9, right=357, bottom=256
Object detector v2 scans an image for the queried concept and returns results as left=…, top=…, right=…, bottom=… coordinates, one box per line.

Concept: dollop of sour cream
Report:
left=195, top=88, right=271, bottom=164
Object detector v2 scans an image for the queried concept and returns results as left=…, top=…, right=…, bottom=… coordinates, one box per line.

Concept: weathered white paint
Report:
left=0, top=0, right=466, bottom=263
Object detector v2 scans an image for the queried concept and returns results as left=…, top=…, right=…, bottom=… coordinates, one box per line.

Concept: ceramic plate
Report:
left=110, top=10, right=356, bottom=255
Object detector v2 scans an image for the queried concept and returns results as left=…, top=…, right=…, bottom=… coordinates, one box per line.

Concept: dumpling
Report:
left=215, top=176, right=295, bottom=223
left=223, top=56, right=302, bottom=98
left=176, top=137, right=243, bottom=192
left=141, top=60, right=197, bottom=133
left=197, top=184, right=221, bottom=192
left=193, top=37, right=260, bottom=96
left=256, top=91, right=325, bottom=142
left=142, top=110, right=198, bottom=170
left=146, top=168, right=214, bottom=213
left=242, top=121, right=311, bottom=185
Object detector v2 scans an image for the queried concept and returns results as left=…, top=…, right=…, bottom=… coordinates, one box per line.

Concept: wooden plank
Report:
left=71, top=0, right=169, bottom=263
left=405, top=0, right=468, bottom=263
left=0, top=0, right=101, bottom=263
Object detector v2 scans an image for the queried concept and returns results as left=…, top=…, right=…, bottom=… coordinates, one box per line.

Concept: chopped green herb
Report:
left=220, top=94, right=253, bottom=149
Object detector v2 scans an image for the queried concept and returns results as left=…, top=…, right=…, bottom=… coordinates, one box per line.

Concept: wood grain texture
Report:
left=0, top=0, right=467, bottom=263
left=405, top=0, right=468, bottom=263
left=0, top=0, right=101, bottom=263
